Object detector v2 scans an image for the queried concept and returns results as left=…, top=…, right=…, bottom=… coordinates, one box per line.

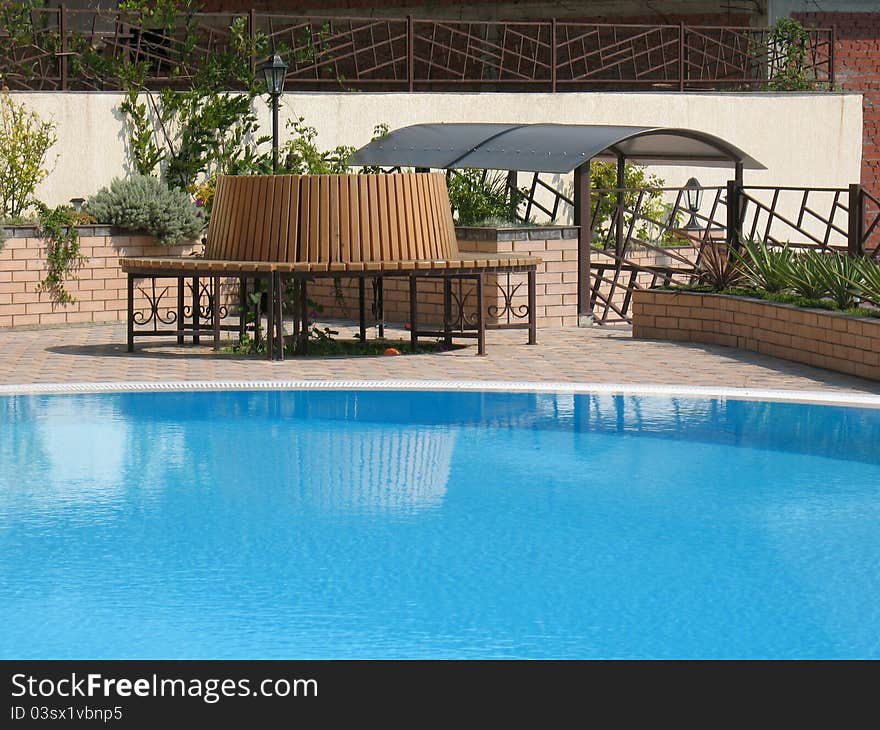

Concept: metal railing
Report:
left=0, top=9, right=835, bottom=92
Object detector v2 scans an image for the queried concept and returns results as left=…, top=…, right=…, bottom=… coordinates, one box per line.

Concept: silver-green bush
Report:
left=85, top=175, right=204, bottom=245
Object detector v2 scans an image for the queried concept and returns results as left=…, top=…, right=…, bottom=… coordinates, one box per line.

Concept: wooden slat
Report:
left=298, top=176, right=310, bottom=261
left=204, top=176, right=224, bottom=258
left=403, top=174, right=420, bottom=259
left=348, top=175, right=361, bottom=262
left=319, top=175, right=331, bottom=263
left=339, top=174, right=351, bottom=261
left=265, top=174, right=281, bottom=261
left=257, top=176, right=278, bottom=261
left=376, top=173, right=390, bottom=261
left=367, top=174, right=380, bottom=262
left=329, top=175, right=341, bottom=261
left=358, top=176, right=371, bottom=261
left=224, top=176, right=243, bottom=259
left=243, top=175, right=262, bottom=261
left=435, top=173, right=460, bottom=257
left=285, top=176, right=300, bottom=261
left=386, top=174, right=400, bottom=261
left=217, top=176, right=238, bottom=260
left=308, top=176, right=320, bottom=262
left=272, top=175, right=291, bottom=262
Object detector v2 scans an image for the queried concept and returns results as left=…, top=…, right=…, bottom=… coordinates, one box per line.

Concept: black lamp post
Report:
left=259, top=53, right=288, bottom=174
left=684, top=177, right=703, bottom=230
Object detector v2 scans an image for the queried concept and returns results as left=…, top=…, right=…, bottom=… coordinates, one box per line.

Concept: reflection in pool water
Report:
left=1, top=389, right=879, bottom=658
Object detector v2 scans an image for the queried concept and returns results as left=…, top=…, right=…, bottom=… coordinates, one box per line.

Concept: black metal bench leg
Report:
left=177, top=276, right=184, bottom=345
left=476, top=272, right=486, bottom=356
left=528, top=267, right=537, bottom=345
left=275, top=272, right=284, bottom=361
left=358, top=276, right=367, bottom=344
left=375, top=276, right=385, bottom=339
left=212, top=276, right=221, bottom=351
left=409, top=273, right=418, bottom=353
left=191, top=276, right=200, bottom=345
left=238, top=277, right=247, bottom=342
left=300, top=279, right=309, bottom=355
left=127, top=274, right=135, bottom=353
left=443, top=277, right=452, bottom=347
left=266, top=273, right=275, bottom=361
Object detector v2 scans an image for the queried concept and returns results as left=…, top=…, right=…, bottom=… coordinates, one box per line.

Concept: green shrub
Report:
left=85, top=175, right=205, bottom=245
left=781, top=250, right=830, bottom=300
left=812, top=251, right=863, bottom=309
left=0, top=92, right=57, bottom=219
left=697, top=243, right=743, bottom=291
left=734, top=238, right=793, bottom=293
left=447, top=169, right=523, bottom=226
left=852, top=258, right=880, bottom=307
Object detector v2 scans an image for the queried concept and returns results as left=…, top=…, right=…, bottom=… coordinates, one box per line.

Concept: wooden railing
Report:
left=0, top=9, right=834, bottom=92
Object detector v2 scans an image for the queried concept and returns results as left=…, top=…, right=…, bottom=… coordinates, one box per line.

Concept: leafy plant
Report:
left=85, top=175, right=205, bottom=245
left=590, top=161, right=672, bottom=244
left=697, top=242, right=743, bottom=291
left=279, top=117, right=354, bottom=174
left=768, top=17, right=818, bottom=91
left=734, top=237, right=793, bottom=293
left=782, top=250, right=829, bottom=300
left=33, top=203, right=85, bottom=305
left=0, top=92, right=57, bottom=219
left=447, top=169, right=525, bottom=226
left=850, top=258, right=880, bottom=307
left=812, top=251, right=863, bottom=309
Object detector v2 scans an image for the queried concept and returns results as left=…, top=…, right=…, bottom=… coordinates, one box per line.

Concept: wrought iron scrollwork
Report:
left=488, top=273, right=530, bottom=323
left=184, top=279, right=229, bottom=321
left=133, top=279, right=177, bottom=329
left=448, top=278, right=479, bottom=330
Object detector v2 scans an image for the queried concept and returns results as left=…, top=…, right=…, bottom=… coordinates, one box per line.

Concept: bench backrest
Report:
left=205, top=173, right=459, bottom=263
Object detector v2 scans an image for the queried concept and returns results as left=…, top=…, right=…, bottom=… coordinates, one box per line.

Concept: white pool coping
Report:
left=1, top=379, right=880, bottom=408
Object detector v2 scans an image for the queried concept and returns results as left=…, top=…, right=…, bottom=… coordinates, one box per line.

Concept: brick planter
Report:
left=307, top=225, right=580, bottom=329
left=633, top=289, right=880, bottom=381
left=0, top=226, right=201, bottom=328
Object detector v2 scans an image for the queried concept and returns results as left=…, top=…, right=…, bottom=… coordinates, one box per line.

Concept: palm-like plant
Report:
left=734, top=238, right=793, bottom=293
left=697, top=242, right=743, bottom=291
left=781, top=250, right=830, bottom=301
left=851, top=257, right=880, bottom=307
left=812, top=252, right=864, bottom=309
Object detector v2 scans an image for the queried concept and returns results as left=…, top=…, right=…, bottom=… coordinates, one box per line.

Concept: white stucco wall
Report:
left=13, top=90, right=863, bottom=218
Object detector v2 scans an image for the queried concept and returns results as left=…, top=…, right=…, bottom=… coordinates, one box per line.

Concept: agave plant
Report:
left=696, top=242, right=743, bottom=291
left=733, top=237, right=793, bottom=293
left=851, top=257, right=880, bottom=307
left=781, top=250, right=830, bottom=301
left=812, top=251, right=864, bottom=309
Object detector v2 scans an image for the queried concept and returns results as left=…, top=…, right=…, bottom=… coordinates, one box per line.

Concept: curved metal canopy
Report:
left=351, top=123, right=765, bottom=173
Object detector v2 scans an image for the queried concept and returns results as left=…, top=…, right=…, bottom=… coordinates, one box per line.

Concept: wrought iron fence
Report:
left=0, top=9, right=834, bottom=92
left=586, top=182, right=879, bottom=325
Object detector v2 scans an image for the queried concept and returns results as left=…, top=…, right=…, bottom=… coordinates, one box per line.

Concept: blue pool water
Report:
left=1, top=389, right=879, bottom=659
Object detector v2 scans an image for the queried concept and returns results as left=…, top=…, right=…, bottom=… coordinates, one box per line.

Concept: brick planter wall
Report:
left=0, top=227, right=201, bottom=328
left=307, top=226, right=580, bottom=329
left=633, top=289, right=880, bottom=381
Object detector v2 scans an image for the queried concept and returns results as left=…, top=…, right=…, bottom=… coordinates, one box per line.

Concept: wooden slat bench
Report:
left=121, top=173, right=539, bottom=359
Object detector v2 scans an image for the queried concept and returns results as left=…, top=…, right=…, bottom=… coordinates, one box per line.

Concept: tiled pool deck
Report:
left=1, top=321, right=879, bottom=396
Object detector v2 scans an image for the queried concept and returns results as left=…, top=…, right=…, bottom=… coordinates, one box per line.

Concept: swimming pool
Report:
left=2, top=387, right=879, bottom=659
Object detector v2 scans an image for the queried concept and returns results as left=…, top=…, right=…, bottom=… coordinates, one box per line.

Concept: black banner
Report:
left=0, top=660, right=865, bottom=726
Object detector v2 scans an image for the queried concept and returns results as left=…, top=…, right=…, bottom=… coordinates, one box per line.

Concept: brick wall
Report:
left=795, top=12, right=880, bottom=202
left=200, top=2, right=753, bottom=25
left=306, top=227, right=580, bottom=329
left=0, top=228, right=200, bottom=328
left=633, top=289, right=880, bottom=381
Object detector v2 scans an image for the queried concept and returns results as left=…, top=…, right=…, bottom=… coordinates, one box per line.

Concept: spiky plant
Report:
left=812, top=251, right=864, bottom=309
left=734, top=237, right=793, bottom=293
left=851, top=257, right=880, bottom=307
left=781, top=250, right=830, bottom=301
left=697, top=242, right=743, bottom=291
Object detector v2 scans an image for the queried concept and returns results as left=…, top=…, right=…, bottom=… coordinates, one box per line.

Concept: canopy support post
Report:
left=574, top=160, right=592, bottom=327
left=616, top=154, right=626, bottom=256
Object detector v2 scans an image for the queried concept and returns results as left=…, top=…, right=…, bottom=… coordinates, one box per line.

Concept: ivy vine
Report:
left=34, top=203, right=85, bottom=305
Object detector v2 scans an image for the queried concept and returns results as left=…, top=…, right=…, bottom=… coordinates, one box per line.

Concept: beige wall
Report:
left=14, top=91, right=863, bottom=218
